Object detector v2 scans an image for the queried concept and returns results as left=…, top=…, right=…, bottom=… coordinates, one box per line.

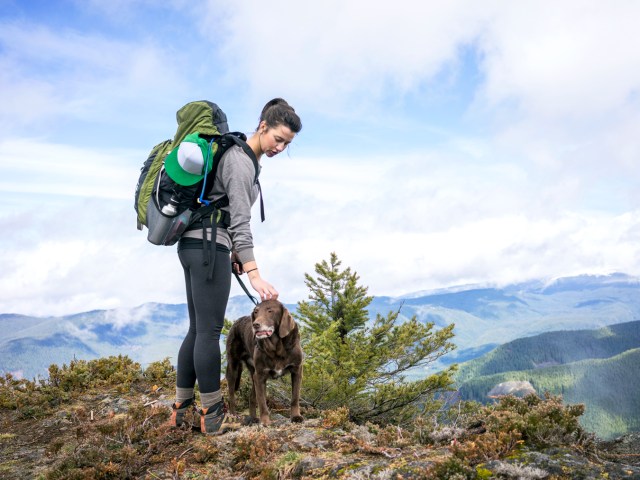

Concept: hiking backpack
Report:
left=134, top=101, right=264, bottom=247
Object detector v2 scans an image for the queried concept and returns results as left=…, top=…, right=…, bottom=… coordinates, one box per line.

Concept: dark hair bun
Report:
left=259, top=98, right=301, bottom=133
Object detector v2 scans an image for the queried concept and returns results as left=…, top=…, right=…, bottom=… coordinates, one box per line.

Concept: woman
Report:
left=169, top=98, right=302, bottom=434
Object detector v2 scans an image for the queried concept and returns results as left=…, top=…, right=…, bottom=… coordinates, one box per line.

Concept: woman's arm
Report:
left=222, top=148, right=278, bottom=300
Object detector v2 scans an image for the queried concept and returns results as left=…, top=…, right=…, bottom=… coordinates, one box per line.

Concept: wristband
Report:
left=245, top=268, right=258, bottom=274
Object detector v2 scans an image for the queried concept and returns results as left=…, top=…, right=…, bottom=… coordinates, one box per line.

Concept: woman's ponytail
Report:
left=258, top=98, right=302, bottom=133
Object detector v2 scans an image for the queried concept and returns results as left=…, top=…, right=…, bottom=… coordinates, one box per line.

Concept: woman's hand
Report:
left=241, top=261, right=278, bottom=300
left=248, top=271, right=279, bottom=300
left=231, top=251, right=243, bottom=275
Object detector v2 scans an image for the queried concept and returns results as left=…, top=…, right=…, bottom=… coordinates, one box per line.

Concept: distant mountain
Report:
left=0, top=296, right=264, bottom=380
left=2, top=272, right=640, bottom=381
left=455, top=321, right=640, bottom=439
left=367, top=273, right=640, bottom=374
left=455, top=320, right=640, bottom=383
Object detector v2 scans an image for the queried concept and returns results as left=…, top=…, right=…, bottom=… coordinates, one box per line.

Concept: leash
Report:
left=233, top=272, right=259, bottom=305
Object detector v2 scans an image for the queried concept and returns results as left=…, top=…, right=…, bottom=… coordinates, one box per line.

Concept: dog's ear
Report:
left=278, top=307, right=296, bottom=338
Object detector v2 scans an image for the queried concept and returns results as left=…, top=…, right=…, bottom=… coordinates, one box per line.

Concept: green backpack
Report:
left=134, top=101, right=263, bottom=278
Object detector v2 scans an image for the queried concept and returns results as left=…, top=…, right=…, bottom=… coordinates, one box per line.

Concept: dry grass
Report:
left=0, top=356, right=635, bottom=479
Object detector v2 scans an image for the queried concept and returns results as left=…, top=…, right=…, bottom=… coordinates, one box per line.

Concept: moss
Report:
left=276, top=451, right=301, bottom=468
left=0, top=460, right=19, bottom=473
left=476, top=466, right=493, bottom=478
left=333, top=461, right=366, bottom=476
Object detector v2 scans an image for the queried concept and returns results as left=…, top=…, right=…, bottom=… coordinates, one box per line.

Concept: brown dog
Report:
left=225, top=299, right=303, bottom=426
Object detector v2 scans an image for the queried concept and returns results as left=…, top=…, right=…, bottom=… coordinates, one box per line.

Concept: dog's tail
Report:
left=233, top=362, right=243, bottom=392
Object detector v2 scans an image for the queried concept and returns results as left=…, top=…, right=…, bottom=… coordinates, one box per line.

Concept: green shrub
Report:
left=476, top=393, right=593, bottom=449
left=143, top=357, right=176, bottom=388
left=1, top=355, right=147, bottom=417
left=49, top=355, right=143, bottom=393
left=297, top=253, right=457, bottom=426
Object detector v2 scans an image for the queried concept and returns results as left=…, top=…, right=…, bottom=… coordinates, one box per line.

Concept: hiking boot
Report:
left=169, top=397, right=194, bottom=428
left=199, top=401, right=241, bottom=435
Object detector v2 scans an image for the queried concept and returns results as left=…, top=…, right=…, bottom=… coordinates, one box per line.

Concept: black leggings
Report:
left=176, top=240, right=231, bottom=393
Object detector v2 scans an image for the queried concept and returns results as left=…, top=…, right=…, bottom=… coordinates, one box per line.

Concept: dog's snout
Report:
left=252, top=314, right=268, bottom=328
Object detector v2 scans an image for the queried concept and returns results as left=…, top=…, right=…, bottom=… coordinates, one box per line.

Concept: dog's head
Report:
left=251, top=299, right=296, bottom=340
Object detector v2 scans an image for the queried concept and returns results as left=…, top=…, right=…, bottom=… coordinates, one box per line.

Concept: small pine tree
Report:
left=296, top=252, right=457, bottom=426
left=297, top=252, right=370, bottom=340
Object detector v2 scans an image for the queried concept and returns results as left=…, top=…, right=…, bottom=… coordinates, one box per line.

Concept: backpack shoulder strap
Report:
left=221, top=133, right=265, bottom=222
left=225, top=133, right=260, bottom=184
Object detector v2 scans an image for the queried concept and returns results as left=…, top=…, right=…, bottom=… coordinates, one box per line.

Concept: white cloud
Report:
left=477, top=2, right=640, bottom=118
left=194, top=1, right=640, bottom=207
left=208, top=1, right=485, bottom=108
left=0, top=21, right=187, bottom=136
left=0, top=138, right=140, bottom=199
left=199, top=2, right=640, bottom=119
left=1, top=2, right=640, bottom=316
left=2, top=131, right=639, bottom=317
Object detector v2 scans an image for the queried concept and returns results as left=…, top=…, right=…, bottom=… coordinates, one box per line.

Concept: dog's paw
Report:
left=259, top=415, right=272, bottom=427
left=291, top=415, right=304, bottom=423
left=242, top=416, right=260, bottom=426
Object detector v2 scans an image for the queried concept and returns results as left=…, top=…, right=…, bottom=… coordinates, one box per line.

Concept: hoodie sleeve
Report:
left=217, top=146, right=259, bottom=264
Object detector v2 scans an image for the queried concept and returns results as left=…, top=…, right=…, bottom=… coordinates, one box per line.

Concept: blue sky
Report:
left=1, top=0, right=639, bottom=316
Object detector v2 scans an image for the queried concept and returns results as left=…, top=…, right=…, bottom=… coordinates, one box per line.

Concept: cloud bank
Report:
left=1, top=1, right=639, bottom=316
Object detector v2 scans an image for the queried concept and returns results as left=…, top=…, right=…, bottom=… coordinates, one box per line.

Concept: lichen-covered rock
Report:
left=487, top=380, right=536, bottom=398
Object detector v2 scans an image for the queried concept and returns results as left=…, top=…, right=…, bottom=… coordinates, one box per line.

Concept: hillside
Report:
left=457, top=347, right=640, bottom=439
left=1, top=356, right=639, bottom=479
left=455, top=320, right=640, bottom=383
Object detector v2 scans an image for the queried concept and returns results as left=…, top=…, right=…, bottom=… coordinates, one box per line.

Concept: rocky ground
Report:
left=1, top=387, right=639, bottom=479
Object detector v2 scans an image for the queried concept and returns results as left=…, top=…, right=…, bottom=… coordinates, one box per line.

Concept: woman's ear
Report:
left=278, top=307, right=295, bottom=338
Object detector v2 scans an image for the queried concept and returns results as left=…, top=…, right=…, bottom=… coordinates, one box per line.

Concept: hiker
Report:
left=169, top=98, right=302, bottom=434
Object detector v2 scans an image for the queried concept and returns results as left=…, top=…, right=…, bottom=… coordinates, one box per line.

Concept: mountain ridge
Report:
left=3, top=272, right=640, bottom=380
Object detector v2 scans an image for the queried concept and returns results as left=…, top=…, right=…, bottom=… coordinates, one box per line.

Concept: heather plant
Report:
left=429, top=456, right=475, bottom=480
left=0, top=356, right=174, bottom=418
left=294, top=252, right=457, bottom=426
left=142, top=356, right=175, bottom=388
left=452, top=429, right=523, bottom=463
left=427, top=392, right=596, bottom=471
left=414, top=398, right=482, bottom=446
left=374, top=424, right=413, bottom=448
left=48, top=355, right=143, bottom=392
left=0, top=373, right=66, bottom=417
left=476, top=393, right=594, bottom=449
left=321, top=406, right=351, bottom=429
left=490, top=461, right=548, bottom=479
left=44, top=400, right=176, bottom=479
left=232, top=430, right=281, bottom=477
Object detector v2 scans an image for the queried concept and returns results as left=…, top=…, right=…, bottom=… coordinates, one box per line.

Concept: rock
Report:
left=292, top=456, right=326, bottom=477
left=291, top=429, right=325, bottom=450
left=351, top=424, right=376, bottom=443
left=487, top=380, right=536, bottom=398
left=494, top=448, right=640, bottom=479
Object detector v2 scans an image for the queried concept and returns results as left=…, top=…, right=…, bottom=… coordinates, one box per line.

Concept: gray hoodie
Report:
left=182, top=145, right=260, bottom=264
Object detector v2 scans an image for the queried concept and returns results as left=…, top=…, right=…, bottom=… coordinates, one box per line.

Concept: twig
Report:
left=105, top=435, right=125, bottom=445
left=142, top=415, right=153, bottom=429
left=178, top=447, right=194, bottom=459
left=381, top=448, right=402, bottom=458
